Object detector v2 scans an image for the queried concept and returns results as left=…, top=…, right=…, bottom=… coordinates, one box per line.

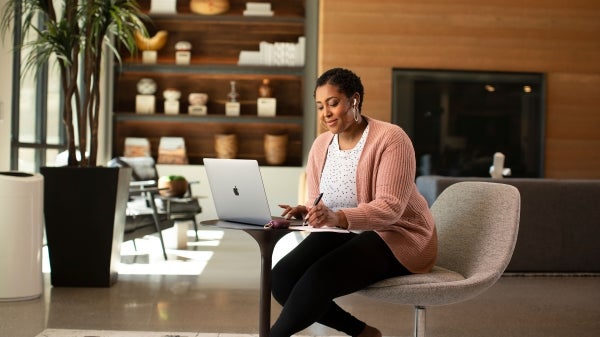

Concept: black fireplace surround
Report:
left=392, top=69, right=545, bottom=178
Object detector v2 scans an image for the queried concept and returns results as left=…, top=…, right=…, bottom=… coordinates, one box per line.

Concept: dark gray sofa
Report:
left=416, top=175, right=600, bottom=273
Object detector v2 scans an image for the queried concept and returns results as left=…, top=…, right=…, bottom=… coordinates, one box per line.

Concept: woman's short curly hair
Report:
left=314, top=68, right=364, bottom=111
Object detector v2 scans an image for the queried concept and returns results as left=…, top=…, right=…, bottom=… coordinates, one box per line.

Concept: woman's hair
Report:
left=314, top=68, right=364, bottom=111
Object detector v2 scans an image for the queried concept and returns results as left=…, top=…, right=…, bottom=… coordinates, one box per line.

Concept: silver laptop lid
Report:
left=203, top=158, right=272, bottom=225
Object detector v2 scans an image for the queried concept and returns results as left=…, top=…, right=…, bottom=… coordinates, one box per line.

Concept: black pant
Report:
left=270, top=231, right=410, bottom=337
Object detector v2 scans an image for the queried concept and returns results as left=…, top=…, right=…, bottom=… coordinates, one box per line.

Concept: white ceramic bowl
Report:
left=188, top=92, right=208, bottom=105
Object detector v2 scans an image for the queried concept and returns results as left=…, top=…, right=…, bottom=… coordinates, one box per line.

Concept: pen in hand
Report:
left=304, top=192, right=324, bottom=225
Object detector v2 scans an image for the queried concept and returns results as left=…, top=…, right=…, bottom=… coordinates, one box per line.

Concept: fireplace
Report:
left=392, top=69, right=545, bottom=178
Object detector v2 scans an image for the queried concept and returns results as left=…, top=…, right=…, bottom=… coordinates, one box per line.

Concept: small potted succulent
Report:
left=158, top=175, right=189, bottom=198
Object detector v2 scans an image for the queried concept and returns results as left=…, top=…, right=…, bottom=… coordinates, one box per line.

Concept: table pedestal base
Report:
left=202, top=220, right=293, bottom=337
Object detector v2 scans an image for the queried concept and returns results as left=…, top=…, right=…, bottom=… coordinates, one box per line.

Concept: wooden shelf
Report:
left=112, top=117, right=303, bottom=166
left=114, top=113, right=303, bottom=124
left=147, top=12, right=305, bottom=23
left=118, top=63, right=305, bottom=76
left=113, top=73, right=303, bottom=116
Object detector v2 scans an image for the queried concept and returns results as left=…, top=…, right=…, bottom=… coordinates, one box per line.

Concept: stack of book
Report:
left=243, top=2, right=274, bottom=16
left=158, top=137, right=188, bottom=164
left=238, top=36, right=305, bottom=66
left=150, top=0, right=177, bottom=14
left=124, top=137, right=151, bottom=157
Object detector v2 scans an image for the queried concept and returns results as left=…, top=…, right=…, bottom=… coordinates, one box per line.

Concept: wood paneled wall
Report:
left=317, top=0, right=600, bottom=178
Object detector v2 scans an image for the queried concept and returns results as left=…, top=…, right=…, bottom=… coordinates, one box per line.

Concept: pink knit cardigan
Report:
left=305, top=117, right=437, bottom=273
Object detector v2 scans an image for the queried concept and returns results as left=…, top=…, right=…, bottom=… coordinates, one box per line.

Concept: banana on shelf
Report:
left=134, top=30, right=169, bottom=51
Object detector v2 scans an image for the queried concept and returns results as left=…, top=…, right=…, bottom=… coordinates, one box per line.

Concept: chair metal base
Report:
left=414, top=305, right=426, bottom=337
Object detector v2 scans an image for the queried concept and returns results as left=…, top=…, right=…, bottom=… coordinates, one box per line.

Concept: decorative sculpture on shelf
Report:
left=175, top=41, right=192, bottom=65
left=189, top=93, right=208, bottom=106
left=227, top=80, right=239, bottom=102
left=163, top=89, right=181, bottom=115
left=136, top=78, right=157, bottom=114
left=137, top=78, right=157, bottom=95
left=188, top=93, right=209, bottom=115
left=264, top=133, right=288, bottom=165
left=134, top=30, right=168, bottom=64
left=259, top=78, right=272, bottom=98
left=225, top=81, right=240, bottom=116
left=257, top=78, right=276, bottom=117
left=214, top=134, right=238, bottom=159
left=190, top=0, right=230, bottom=15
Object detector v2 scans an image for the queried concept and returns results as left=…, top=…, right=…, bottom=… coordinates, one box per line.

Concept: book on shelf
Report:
left=238, top=36, right=306, bottom=66
left=243, top=2, right=274, bottom=16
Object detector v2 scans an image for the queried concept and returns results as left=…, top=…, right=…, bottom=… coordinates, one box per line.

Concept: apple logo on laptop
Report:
left=233, top=186, right=239, bottom=196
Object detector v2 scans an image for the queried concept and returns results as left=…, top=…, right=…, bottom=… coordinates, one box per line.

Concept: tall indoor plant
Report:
left=1, top=0, right=147, bottom=167
left=1, top=0, right=149, bottom=286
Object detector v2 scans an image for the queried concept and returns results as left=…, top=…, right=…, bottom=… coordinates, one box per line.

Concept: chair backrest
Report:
left=107, top=156, right=158, bottom=181
left=431, top=181, right=520, bottom=281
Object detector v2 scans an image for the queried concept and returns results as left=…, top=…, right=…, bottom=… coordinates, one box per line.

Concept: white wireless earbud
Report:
left=353, top=98, right=357, bottom=105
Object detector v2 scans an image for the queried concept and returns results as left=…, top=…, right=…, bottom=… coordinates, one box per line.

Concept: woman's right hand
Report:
left=279, top=204, right=307, bottom=220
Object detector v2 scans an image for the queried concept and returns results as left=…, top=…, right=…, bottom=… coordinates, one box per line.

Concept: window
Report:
left=9, top=7, right=66, bottom=172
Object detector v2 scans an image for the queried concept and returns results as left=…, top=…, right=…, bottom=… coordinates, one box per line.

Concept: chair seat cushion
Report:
left=127, top=196, right=154, bottom=216
left=125, top=213, right=169, bottom=233
left=357, top=266, right=467, bottom=306
left=367, top=266, right=464, bottom=288
left=161, top=198, right=202, bottom=213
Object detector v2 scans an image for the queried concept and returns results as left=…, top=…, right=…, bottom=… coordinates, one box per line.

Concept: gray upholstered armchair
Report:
left=358, top=181, right=521, bottom=337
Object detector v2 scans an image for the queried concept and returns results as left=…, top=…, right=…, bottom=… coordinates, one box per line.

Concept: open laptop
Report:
left=204, top=158, right=297, bottom=226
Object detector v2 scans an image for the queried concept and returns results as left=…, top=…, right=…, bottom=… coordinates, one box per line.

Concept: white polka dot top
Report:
left=320, top=124, right=370, bottom=211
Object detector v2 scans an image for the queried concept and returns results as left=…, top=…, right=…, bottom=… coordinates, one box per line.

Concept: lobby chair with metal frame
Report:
left=108, top=157, right=202, bottom=260
left=358, top=181, right=521, bottom=337
left=124, top=180, right=171, bottom=260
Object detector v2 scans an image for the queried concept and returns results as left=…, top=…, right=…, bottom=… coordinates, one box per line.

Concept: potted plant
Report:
left=158, top=175, right=188, bottom=198
left=0, top=0, right=149, bottom=286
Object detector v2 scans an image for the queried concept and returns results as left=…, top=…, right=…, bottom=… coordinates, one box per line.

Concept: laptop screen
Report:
left=203, top=158, right=273, bottom=225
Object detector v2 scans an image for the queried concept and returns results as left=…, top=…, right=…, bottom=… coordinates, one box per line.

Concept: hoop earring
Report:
left=353, top=106, right=360, bottom=122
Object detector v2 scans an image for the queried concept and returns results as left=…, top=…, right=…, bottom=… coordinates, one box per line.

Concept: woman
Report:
left=271, top=68, right=437, bottom=337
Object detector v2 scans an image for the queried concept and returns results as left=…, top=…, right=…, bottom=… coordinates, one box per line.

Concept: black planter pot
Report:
left=40, top=166, right=131, bottom=287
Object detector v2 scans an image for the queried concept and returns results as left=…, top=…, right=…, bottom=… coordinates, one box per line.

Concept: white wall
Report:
left=156, top=164, right=305, bottom=222
left=0, top=0, right=12, bottom=171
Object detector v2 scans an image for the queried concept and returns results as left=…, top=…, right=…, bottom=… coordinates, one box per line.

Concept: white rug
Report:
left=36, top=330, right=204, bottom=337
left=36, top=330, right=338, bottom=337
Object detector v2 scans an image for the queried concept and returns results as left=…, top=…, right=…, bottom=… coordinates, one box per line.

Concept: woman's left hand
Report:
left=278, top=204, right=306, bottom=220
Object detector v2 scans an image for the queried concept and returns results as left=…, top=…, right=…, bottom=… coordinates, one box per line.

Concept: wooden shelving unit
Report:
left=111, top=0, right=307, bottom=166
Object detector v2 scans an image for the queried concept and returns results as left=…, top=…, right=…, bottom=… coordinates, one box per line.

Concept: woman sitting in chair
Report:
left=273, top=68, right=437, bottom=337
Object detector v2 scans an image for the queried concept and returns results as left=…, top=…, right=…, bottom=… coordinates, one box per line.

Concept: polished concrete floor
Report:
left=1, top=225, right=599, bottom=337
